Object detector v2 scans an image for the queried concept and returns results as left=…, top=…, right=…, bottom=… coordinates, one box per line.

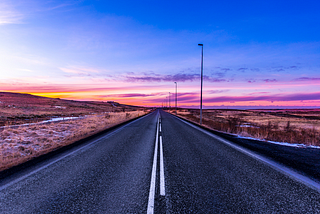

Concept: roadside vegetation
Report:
left=0, top=92, right=150, bottom=171
left=173, top=108, right=320, bottom=147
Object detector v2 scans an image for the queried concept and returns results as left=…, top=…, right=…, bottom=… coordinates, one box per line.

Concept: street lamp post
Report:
left=198, top=43, right=203, bottom=125
left=165, top=97, right=167, bottom=109
left=174, top=82, right=177, bottom=115
left=169, top=92, right=171, bottom=112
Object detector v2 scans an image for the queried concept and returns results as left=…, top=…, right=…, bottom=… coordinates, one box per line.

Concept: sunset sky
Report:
left=1, top=0, right=320, bottom=108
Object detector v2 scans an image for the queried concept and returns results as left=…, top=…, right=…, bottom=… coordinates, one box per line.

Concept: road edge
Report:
left=0, top=111, right=154, bottom=179
left=166, top=111, right=320, bottom=193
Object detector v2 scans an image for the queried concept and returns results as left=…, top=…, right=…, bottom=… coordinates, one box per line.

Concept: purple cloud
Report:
left=263, top=79, right=277, bottom=82
left=204, top=92, right=320, bottom=103
left=250, top=68, right=260, bottom=72
left=238, top=68, right=248, bottom=72
left=289, top=66, right=298, bottom=69
left=204, top=77, right=227, bottom=82
left=147, top=93, right=198, bottom=103
left=117, top=93, right=155, bottom=97
left=124, top=73, right=226, bottom=83
left=211, top=72, right=226, bottom=78
left=220, top=68, right=231, bottom=72
left=207, top=90, right=229, bottom=94
left=125, top=73, right=198, bottom=82
left=294, top=77, right=320, bottom=81
left=99, top=93, right=162, bottom=98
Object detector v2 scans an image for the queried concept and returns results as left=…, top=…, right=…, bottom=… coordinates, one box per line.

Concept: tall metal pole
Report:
left=198, top=44, right=203, bottom=125
left=174, top=82, right=177, bottom=115
left=165, top=97, right=167, bottom=109
left=169, top=92, right=171, bottom=112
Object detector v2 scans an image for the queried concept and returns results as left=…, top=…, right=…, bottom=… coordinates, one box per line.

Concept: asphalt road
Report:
left=1, top=109, right=320, bottom=213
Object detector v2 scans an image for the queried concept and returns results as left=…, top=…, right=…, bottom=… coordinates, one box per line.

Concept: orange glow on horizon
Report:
left=20, top=91, right=320, bottom=108
left=3, top=79, right=320, bottom=108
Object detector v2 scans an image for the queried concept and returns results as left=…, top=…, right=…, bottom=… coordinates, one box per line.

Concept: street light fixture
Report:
left=174, top=82, right=177, bottom=115
left=198, top=43, right=203, bottom=125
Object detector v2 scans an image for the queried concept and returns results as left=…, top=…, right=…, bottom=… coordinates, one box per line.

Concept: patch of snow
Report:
left=236, top=135, right=320, bottom=149
left=43, top=117, right=78, bottom=122
left=0, top=116, right=82, bottom=128
left=238, top=125, right=259, bottom=128
left=54, top=106, right=66, bottom=109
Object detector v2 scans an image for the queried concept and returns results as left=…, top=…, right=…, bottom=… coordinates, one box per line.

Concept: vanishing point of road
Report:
left=1, top=109, right=320, bottom=213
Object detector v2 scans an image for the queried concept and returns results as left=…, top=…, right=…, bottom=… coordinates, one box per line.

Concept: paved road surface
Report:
left=1, top=109, right=320, bottom=213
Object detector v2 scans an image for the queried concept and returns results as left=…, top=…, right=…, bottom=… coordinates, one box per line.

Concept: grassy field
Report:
left=0, top=92, right=146, bottom=126
left=174, top=108, right=320, bottom=147
left=0, top=92, right=150, bottom=171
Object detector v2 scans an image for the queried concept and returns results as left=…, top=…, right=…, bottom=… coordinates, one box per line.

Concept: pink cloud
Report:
left=204, top=92, right=320, bottom=103
left=98, top=93, right=164, bottom=98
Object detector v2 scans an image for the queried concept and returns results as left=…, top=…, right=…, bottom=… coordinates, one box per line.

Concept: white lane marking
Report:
left=159, top=135, right=165, bottom=196
left=0, top=112, right=154, bottom=191
left=174, top=115, right=320, bottom=193
left=160, top=123, right=161, bottom=132
left=147, top=116, right=159, bottom=214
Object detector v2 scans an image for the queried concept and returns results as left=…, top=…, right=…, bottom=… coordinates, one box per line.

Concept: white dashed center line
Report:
left=147, top=116, right=160, bottom=214
left=147, top=115, right=166, bottom=214
left=159, top=135, right=165, bottom=196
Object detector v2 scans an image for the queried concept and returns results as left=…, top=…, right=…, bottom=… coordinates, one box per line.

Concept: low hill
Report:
left=0, top=92, right=146, bottom=126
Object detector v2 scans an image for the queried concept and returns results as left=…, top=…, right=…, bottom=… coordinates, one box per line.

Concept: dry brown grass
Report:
left=0, top=92, right=147, bottom=126
left=0, top=92, right=150, bottom=171
left=175, top=109, right=320, bottom=146
left=0, top=111, right=149, bottom=171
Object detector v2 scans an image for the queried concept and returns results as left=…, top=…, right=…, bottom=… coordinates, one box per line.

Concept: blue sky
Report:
left=1, top=0, right=320, bottom=107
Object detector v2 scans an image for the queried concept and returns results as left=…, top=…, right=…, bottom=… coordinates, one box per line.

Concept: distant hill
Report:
left=0, top=92, right=147, bottom=126
left=0, top=92, right=144, bottom=109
